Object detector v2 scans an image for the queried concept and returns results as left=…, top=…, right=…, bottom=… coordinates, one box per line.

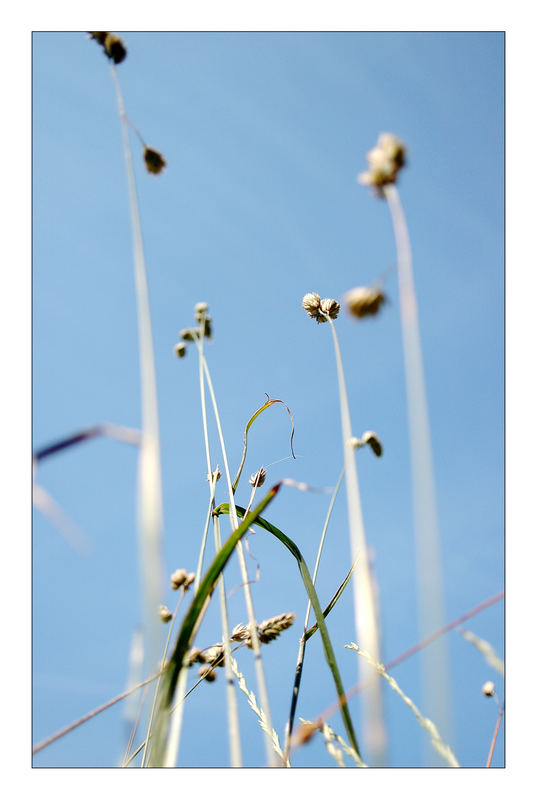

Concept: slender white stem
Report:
left=327, top=316, right=386, bottom=765
left=383, top=183, right=453, bottom=759
left=111, top=65, right=165, bottom=680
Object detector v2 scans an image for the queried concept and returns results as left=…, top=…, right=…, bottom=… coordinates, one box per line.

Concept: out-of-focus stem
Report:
left=327, top=317, right=386, bottom=765
left=111, top=65, right=165, bottom=682
left=383, top=183, right=453, bottom=760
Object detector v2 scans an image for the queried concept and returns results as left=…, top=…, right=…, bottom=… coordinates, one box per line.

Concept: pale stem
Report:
left=200, top=353, right=277, bottom=767
left=327, top=315, right=386, bottom=765
left=383, top=183, right=453, bottom=757
left=111, top=65, right=165, bottom=678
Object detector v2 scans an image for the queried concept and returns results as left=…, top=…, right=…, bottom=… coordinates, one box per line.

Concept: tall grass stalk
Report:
left=326, top=316, right=386, bottom=764
left=198, top=349, right=277, bottom=767
left=111, top=64, right=165, bottom=678
left=383, top=183, right=452, bottom=754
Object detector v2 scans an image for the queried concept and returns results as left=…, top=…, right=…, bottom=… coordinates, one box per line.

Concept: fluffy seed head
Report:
left=482, top=681, right=495, bottom=697
left=318, top=298, right=340, bottom=322
left=170, top=568, right=188, bottom=590
left=257, top=612, right=296, bottom=644
left=159, top=605, right=172, bottom=623
left=302, top=292, right=321, bottom=319
left=344, top=286, right=386, bottom=319
left=358, top=132, right=406, bottom=190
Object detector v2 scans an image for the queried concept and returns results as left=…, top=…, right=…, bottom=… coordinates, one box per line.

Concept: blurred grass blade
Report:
left=217, top=503, right=361, bottom=759
left=111, top=65, right=166, bottom=678
left=457, top=627, right=504, bottom=676
left=150, top=483, right=282, bottom=766
left=232, top=396, right=295, bottom=493
left=384, top=183, right=452, bottom=754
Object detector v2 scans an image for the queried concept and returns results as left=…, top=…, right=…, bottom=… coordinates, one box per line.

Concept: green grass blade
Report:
left=217, top=503, right=361, bottom=760
left=150, top=483, right=281, bottom=765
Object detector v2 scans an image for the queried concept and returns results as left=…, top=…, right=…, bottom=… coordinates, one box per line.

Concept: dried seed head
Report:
left=482, top=681, right=495, bottom=697
left=159, top=605, right=172, bottom=623
left=230, top=624, right=250, bottom=644
left=194, top=302, right=209, bottom=321
left=350, top=436, right=364, bottom=449
left=294, top=720, right=320, bottom=746
left=249, top=467, right=267, bottom=488
left=170, top=568, right=188, bottom=590
left=202, top=316, right=213, bottom=340
left=198, top=666, right=217, bottom=682
left=88, top=32, right=127, bottom=64
left=344, top=286, right=386, bottom=319
left=104, top=34, right=127, bottom=64
left=318, top=298, right=340, bottom=322
left=362, top=431, right=383, bottom=457
left=257, top=612, right=296, bottom=644
left=179, top=328, right=196, bottom=342
left=358, top=132, right=406, bottom=190
left=203, top=644, right=225, bottom=667
left=174, top=342, right=187, bottom=358
left=185, top=647, right=205, bottom=666
left=302, top=292, right=322, bottom=319
left=144, top=147, right=166, bottom=175
left=184, top=572, right=195, bottom=589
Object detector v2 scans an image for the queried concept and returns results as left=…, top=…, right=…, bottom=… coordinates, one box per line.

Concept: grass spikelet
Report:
left=346, top=643, right=459, bottom=767
left=230, top=656, right=289, bottom=766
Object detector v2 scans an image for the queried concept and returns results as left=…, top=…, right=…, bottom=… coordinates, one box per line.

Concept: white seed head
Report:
left=174, top=342, right=187, bottom=358
left=159, top=604, right=172, bottom=623
left=194, top=302, right=209, bottom=316
left=318, top=297, right=340, bottom=322
left=180, top=328, right=196, bottom=342
left=344, top=286, right=385, bottom=319
left=350, top=436, right=364, bottom=449
left=184, top=572, right=195, bottom=589
left=170, top=568, right=188, bottom=590
left=358, top=132, right=406, bottom=189
left=302, top=292, right=322, bottom=319
left=482, top=681, right=495, bottom=697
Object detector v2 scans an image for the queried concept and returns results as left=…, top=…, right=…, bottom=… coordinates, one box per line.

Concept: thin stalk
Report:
left=486, top=704, right=504, bottom=767
left=141, top=593, right=185, bottom=767
left=383, top=183, right=452, bottom=756
left=200, top=351, right=277, bottom=767
left=111, top=65, right=165, bottom=678
left=197, top=327, right=241, bottom=766
left=326, top=315, right=386, bottom=764
left=283, top=467, right=345, bottom=762
left=122, top=683, right=150, bottom=766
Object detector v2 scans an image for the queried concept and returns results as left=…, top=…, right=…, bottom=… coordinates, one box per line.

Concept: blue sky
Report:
left=32, top=31, right=504, bottom=768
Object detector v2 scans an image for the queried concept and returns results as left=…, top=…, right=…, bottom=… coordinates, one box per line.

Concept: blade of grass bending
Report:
left=232, top=396, right=296, bottom=493
left=283, top=468, right=345, bottom=761
left=383, top=183, right=453, bottom=757
left=327, top=316, right=386, bottom=763
left=346, top=644, right=459, bottom=767
left=33, top=423, right=141, bottom=463
left=150, top=484, right=282, bottom=766
left=216, top=503, right=361, bottom=760
left=111, top=64, right=165, bottom=680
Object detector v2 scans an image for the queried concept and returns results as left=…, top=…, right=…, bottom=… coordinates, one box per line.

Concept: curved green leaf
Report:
left=216, top=503, right=361, bottom=759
